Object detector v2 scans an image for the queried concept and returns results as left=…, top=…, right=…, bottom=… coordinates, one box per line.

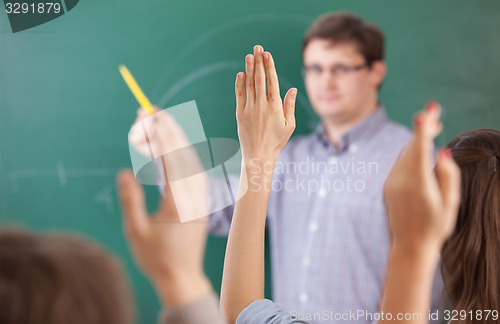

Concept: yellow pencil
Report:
left=119, top=65, right=155, bottom=115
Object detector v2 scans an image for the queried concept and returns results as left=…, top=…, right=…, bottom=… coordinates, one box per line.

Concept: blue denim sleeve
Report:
left=236, top=299, right=309, bottom=324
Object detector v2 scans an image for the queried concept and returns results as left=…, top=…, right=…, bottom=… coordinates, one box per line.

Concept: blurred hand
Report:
left=128, top=106, right=208, bottom=222
left=117, top=170, right=211, bottom=307
left=384, top=101, right=461, bottom=254
left=128, top=107, right=191, bottom=157
left=235, top=45, right=296, bottom=163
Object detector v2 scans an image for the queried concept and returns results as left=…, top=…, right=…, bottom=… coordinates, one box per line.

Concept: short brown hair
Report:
left=302, top=12, right=385, bottom=67
left=0, top=228, right=135, bottom=324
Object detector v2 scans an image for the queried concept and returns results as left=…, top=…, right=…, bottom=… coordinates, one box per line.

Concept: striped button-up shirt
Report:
left=209, top=106, right=444, bottom=323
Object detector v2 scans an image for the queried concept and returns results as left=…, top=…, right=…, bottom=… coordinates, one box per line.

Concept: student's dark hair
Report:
left=441, top=128, right=500, bottom=323
left=0, top=228, right=135, bottom=324
left=302, top=12, right=385, bottom=67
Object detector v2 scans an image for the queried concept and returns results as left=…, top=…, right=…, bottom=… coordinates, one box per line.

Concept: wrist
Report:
left=241, top=157, right=276, bottom=193
left=243, top=152, right=278, bottom=166
left=243, top=156, right=277, bottom=175
left=390, top=243, right=440, bottom=269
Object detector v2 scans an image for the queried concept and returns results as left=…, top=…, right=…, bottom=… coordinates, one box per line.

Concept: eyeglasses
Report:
left=301, top=63, right=369, bottom=78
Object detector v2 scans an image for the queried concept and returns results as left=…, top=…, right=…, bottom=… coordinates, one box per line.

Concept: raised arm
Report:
left=219, top=44, right=297, bottom=324
left=380, top=102, right=461, bottom=323
left=117, top=170, right=225, bottom=324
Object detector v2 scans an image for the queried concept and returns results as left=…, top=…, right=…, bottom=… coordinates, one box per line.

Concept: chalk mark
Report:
left=94, top=184, right=115, bottom=214
left=56, top=161, right=67, bottom=187
left=157, top=61, right=241, bottom=106
left=151, top=13, right=312, bottom=102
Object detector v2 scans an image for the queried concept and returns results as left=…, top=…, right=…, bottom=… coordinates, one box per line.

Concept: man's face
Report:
left=303, top=39, right=384, bottom=123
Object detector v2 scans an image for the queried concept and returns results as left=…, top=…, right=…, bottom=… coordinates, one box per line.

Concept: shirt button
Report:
left=349, top=144, right=359, bottom=153
left=317, top=187, right=327, bottom=197
left=309, top=222, right=318, bottom=233
left=327, top=156, right=338, bottom=165
left=302, top=257, right=311, bottom=266
left=299, top=293, right=309, bottom=303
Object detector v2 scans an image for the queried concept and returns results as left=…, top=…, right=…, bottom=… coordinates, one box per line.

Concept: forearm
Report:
left=220, top=158, right=275, bottom=323
left=379, top=245, right=440, bottom=324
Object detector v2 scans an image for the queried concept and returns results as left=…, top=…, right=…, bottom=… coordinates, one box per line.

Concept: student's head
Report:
left=441, top=129, right=500, bottom=319
left=0, top=228, right=134, bottom=324
left=302, top=12, right=386, bottom=123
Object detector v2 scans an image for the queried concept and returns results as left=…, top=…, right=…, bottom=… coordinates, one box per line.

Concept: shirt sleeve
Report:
left=159, top=292, right=223, bottom=324
left=236, top=299, right=309, bottom=324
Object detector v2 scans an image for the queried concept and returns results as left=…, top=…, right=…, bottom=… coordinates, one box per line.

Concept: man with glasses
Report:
left=209, top=12, right=444, bottom=323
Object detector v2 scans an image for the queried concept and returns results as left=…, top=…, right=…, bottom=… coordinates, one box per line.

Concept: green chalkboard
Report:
left=1, top=0, right=500, bottom=323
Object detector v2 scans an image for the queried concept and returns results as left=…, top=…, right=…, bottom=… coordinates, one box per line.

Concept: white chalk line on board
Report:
left=7, top=164, right=118, bottom=194
left=5, top=163, right=120, bottom=214
left=157, top=60, right=241, bottom=106
left=151, top=12, right=312, bottom=103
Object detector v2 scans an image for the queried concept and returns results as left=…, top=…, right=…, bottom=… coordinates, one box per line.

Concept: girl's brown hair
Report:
left=441, top=128, right=500, bottom=323
left=0, top=228, right=135, bottom=324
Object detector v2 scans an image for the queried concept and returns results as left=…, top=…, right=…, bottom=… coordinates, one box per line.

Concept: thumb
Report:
left=435, top=148, right=461, bottom=213
left=117, top=169, right=149, bottom=238
left=283, top=88, right=297, bottom=126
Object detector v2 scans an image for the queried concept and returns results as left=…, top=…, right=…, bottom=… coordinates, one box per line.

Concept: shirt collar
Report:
left=314, top=104, right=388, bottom=151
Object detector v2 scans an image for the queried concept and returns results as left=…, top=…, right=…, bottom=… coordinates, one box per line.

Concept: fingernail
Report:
left=290, top=89, right=297, bottom=98
left=414, top=114, right=422, bottom=126
left=426, top=100, right=438, bottom=111
left=247, top=55, right=253, bottom=64
left=440, top=148, right=452, bottom=159
left=254, top=45, right=262, bottom=54
left=238, top=72, right=244, bottom=80
left=264, top=52, right=269, bottom=60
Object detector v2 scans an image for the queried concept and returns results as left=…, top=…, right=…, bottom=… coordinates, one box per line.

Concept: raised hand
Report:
left=220, top=45, right=297, bottom=324
left=379, top=102, right=461, bottom=324
left=235, top=45, right=297, bottom=163
left=116, top=170, right=211, bottom=308
left=128, top=106, right=208, bottom=223
left=384, top=101, right=461, bottom=253
left=128, top=107, right=192, bottom=158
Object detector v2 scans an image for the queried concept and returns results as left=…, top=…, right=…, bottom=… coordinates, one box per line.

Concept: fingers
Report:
left=245, top=54, right=255, bottom=105
left=414, top=101, right=442, bottom=172
left=136, top=107, right=161, bottom=124
left=435, top=148, right=461, bottom=213
left=263, top=51, right=280, bottom=101
left=235, top=72, right=246, bottom=114
left=152, top=110, right=192, bottom=153
left=422, top=101, right=442, bottom=140
left=413, top=102, right=441, bottom=142
left=283, top=88, right=297, bottom=126
left=117, top=170, right=149, bottom=238
left=137, top=108, right=148, bottom=120
left=253, top=45, right=266, bottom=103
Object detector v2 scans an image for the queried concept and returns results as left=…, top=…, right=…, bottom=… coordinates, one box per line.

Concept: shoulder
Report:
left=375, top=118, right=413, bottom=147
left=383, top=119, right=412, bottom=137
